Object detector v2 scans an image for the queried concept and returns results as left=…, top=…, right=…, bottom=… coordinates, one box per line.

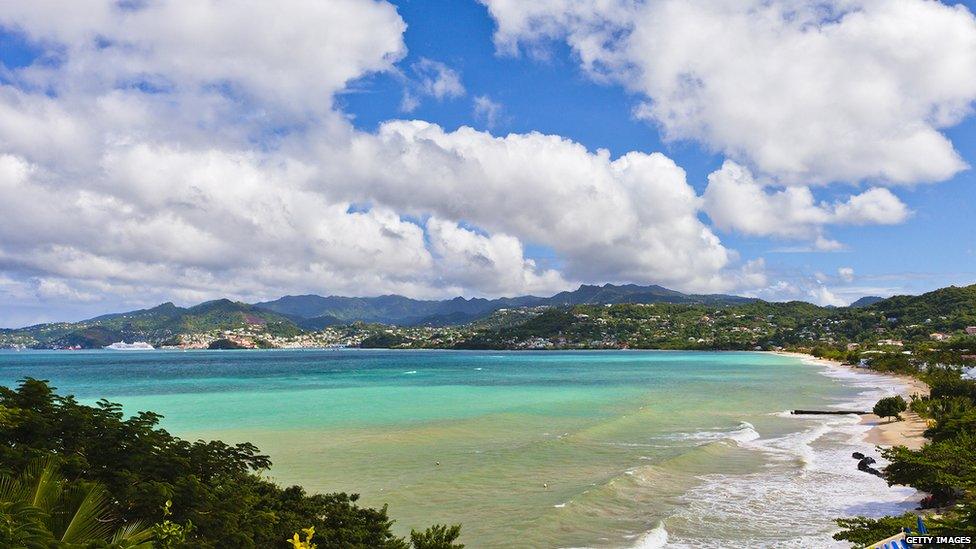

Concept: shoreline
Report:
left=771, top=351, right=930, bottom=450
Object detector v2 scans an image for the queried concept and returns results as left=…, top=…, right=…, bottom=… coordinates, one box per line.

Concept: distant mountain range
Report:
left=1, top=299, right=301, bottom=349
left=5, top=281, right=956, bottom=349
left=254, top=283, right=757, bottom=328
left=850, top=296, right=884, bottom=308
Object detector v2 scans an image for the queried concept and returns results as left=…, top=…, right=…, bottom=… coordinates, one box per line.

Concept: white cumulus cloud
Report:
left=0, top=0, right=770, bottom=322
left=481, top=0, right=976, bottom=185
left=702, top=161, right=911, bottom=246
left=2, top=0, right=950, bottom=325
left=400, top=58, right=466, bottom=112
left=473, top=95, right=504, bottom=128
left=336, top=121, right=746, bottom=291
left=426, top=218, right=570, bottom=295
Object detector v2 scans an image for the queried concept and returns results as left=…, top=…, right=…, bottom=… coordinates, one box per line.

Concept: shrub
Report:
left=410, top=524, right=465, bottom=549
left=874, top=395, right=908, bottom=422
left=0, top=379, right=461, bottom=548
left=834, top=513, right=917, bottom=548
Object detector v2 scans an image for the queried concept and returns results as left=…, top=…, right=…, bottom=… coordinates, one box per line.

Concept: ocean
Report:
left=0, top=349, right=919, bottom=547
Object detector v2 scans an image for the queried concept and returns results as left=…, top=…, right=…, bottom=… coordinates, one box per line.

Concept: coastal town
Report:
left=3, top=286, right=975, bottom=362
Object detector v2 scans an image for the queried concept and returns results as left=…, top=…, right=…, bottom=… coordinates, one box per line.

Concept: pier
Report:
left=791, top=409, right=870, bottom=415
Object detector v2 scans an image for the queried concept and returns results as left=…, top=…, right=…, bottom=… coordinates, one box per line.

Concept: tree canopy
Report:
left=0, top=378, right=463, bottom=548
left=873, top=395, right=907, bottom=422
left=836, top=370, right=976, bottom=543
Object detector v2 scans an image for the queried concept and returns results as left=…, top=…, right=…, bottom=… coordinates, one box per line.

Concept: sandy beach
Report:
left=861, top=374, right=930, bottom=450
left=773, top=351, right=931, bottom=450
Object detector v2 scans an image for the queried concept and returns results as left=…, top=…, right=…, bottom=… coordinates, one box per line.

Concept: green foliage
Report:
left=909, top=393, right=931, bottom=416
left=883, top=430, right=976, bottom=503
left=0, top=500, right=54, bottom=549
left=833, top=513, right=917, bottom=548
left=810, top=346, right=849, bottom=361
left=0, top=378, right=462, bottom=548
left=868, top=285, right=976, bottom=329
left=865, top=354, right=915, bottom=375
left=150, top=500, right=193, bottom=549
left=930, top=376, right=976, bottom=402
left=409, top=524, right=464, bottom=549
left=837, top=366, right=976, bottom=541
left=923, top=397, right=976, bottom=442
left=0, top=457, right=152, bottom=548
left=873, top=395, right=908, bottom=421
left=360, top=332, right=412, bottom=348
left=3, top=299, right=301, bottom=349
left=207, top=338, right=248, bottom=350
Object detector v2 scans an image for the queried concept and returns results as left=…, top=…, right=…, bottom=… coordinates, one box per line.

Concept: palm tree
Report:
left=0, top=458, right=153, bottom=548
left=0, top=499, right=52, bottom=549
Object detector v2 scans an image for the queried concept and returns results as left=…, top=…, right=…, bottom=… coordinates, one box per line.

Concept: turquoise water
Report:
left=0, top=350, right=917, bottom=547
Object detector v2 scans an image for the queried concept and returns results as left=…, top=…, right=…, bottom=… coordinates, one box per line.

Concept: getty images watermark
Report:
left=905, top=534, right=973, bottom=545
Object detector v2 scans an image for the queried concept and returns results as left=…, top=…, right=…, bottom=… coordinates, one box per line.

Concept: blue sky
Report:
left=342, top=0, right=976, bottom=294
left=0, top=0, right=974, bottom=326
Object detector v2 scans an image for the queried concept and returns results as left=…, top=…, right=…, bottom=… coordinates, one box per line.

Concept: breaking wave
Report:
left=630, top=365, right=920, bottom=547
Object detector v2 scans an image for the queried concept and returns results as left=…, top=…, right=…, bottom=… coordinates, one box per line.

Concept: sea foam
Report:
left=630, top=522, right=668, bottom=549
left=634, top=360, right=920, bottom=548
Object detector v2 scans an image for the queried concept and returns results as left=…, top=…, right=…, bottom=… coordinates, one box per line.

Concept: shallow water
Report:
left=0, top=349, right=918, bottom=547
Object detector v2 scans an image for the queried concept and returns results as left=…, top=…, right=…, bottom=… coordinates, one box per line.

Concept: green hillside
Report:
left=2, top=300, right=301, bottom=349
left=451, top=284, right=976, bottom=351
left=866, top=285, right=976, bottom=328
left=2, top=283, right=974, bottom=351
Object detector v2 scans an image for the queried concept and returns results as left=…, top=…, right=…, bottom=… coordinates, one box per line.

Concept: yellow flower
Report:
left=287, top=527, right=317, bottom=549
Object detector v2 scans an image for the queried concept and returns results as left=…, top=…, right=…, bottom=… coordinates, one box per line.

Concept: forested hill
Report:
left=850, top=295, right=884, bottom=308
left=254, top=283, right=756, bottom=327
left=452, top=284, right=976, bottom=351
left=3, top=283, right=974, bottom=350
left=863, top=284, right=976, bottom=328
left=3, top=299, right=300, bottom=349
left=1, top=283, right=751, bottom=348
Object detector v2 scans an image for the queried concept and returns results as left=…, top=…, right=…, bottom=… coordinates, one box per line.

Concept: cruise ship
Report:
left=103, top=341, right=155, bottom=351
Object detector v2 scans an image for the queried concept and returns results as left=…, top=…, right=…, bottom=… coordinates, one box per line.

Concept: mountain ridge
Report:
left=253, top=283, right=756, bottom=326
left=3, top=299, right=301, bottom=349
left=850, top=296, right=884, bottom=308
left=2, top=282, right=974, bottom=349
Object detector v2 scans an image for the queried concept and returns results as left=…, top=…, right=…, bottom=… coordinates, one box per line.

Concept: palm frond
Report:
left=111, top=520, right=155, bottom=548
left=0, top=500, right=55, bottom=549
left=57, top=482, right=117, bottom=544
left=24, top=457, right=62, bottom=513
left=0, top=473, right=28, bottom=503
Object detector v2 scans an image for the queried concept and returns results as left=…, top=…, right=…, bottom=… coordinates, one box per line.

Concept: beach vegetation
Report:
left=409, top=523, right=464, bottom=549
left=920, top=397, right=976, bottom=442
left=0, top=457, right=153, bottom=548
left=150, top=500, right=193, bottom=549
left=0, top=378, right=462, bottom=548
left=873, top=395, right=907, bottom=422
left=833, top=513, right=918, bottom=547
left=882, top=433, right=976, bottom=503
left=837, top=370, right=976, bottom=541
left=863, top=354, right=915, bottom=375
